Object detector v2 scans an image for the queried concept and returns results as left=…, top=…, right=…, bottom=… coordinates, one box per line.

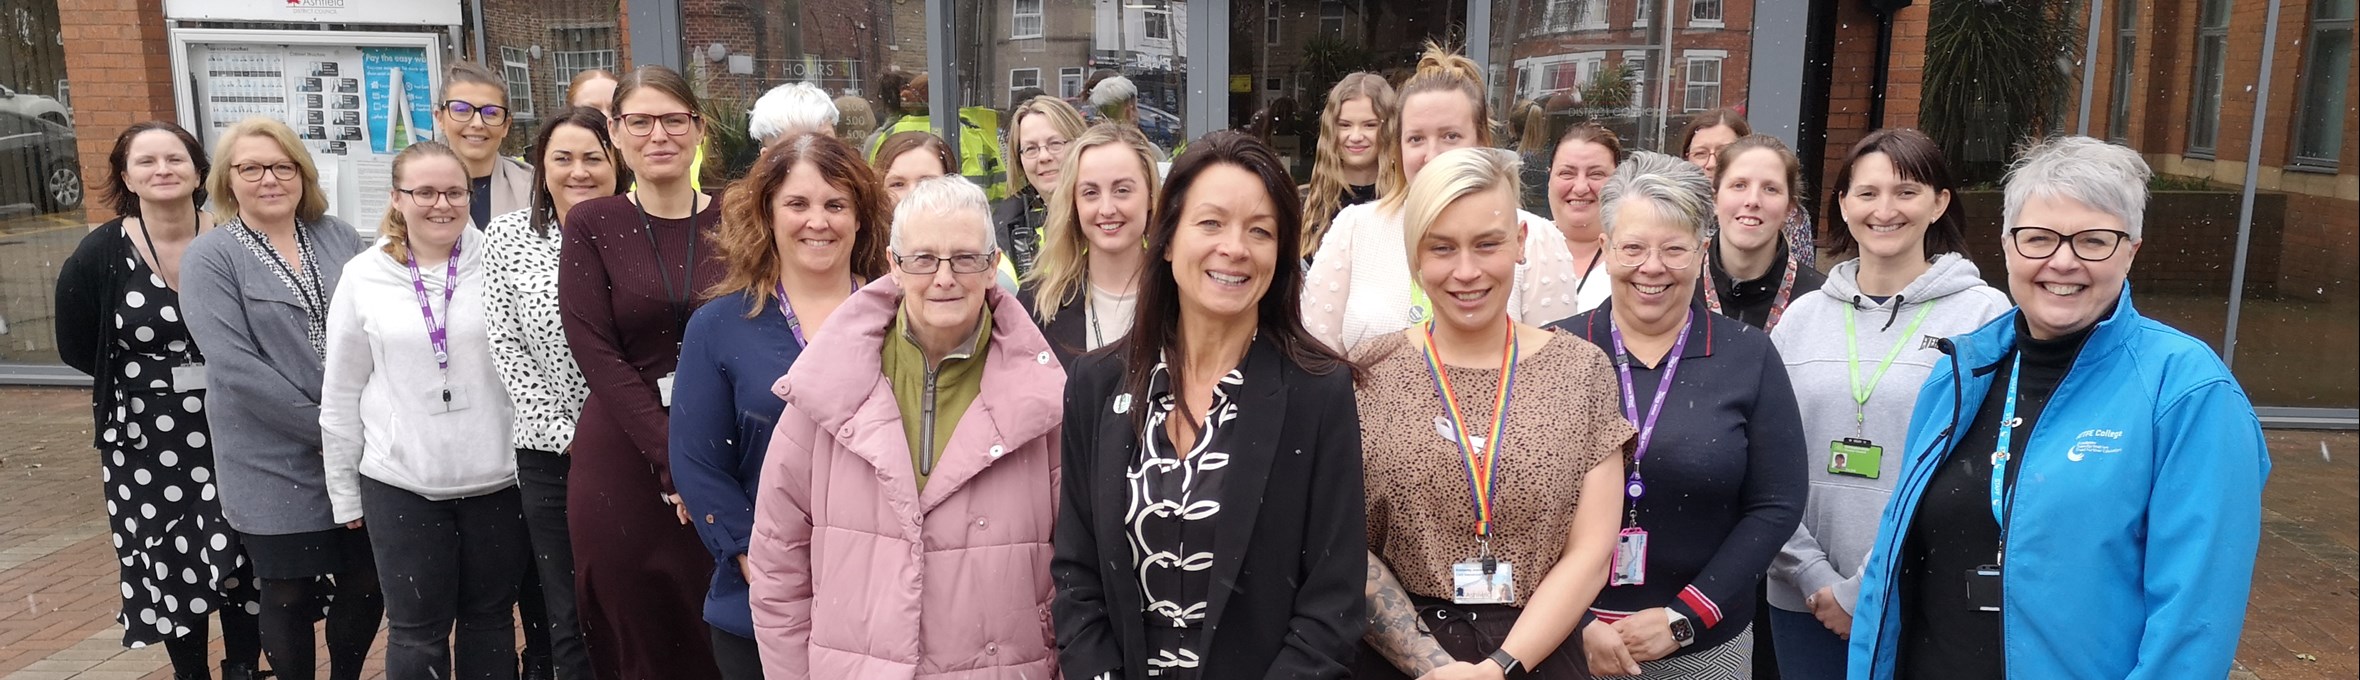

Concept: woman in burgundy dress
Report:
left=556, top=65, right=725, bottom=680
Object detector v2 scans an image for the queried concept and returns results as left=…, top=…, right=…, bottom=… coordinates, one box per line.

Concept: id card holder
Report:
left=1450, top=558, right=1515, bottom=605
left=434, top=384, right=469, bottom=414
left=1964, top=565, right=2003, bottom=612
left=171, top=363, right=209, bottom=393
left=1611, top=527, right=1649, bottom=586
left=1830, top=438, right=1884, bottom=478
left=658, top=372, right=676, bottom=407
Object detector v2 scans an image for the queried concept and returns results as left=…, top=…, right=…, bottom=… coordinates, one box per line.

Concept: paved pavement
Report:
left=0, top=385, right=2351, bottom=679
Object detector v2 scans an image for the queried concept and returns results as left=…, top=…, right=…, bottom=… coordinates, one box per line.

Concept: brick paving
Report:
left=0, top=385, right=2351, bottom=679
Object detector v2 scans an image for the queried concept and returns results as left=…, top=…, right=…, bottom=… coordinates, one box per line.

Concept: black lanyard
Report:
left=247, top=219, right=324, bottom=313
left=636, top=192, right=704, bottom=328
left=134, top=214, right=204, bottom=364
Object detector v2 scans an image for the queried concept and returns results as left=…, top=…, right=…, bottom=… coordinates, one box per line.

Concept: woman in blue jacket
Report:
left=1849, top=136, right=2271, bottom=679
left=667, top=132, right=891, bottom=679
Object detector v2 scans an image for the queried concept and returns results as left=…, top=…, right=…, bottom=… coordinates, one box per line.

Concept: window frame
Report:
left=1010, top=67, right=1043, bottom=102
left=498, top=45, right=535, bottom=122
left=2289, top=0, right=2354, bottom=170
left=1635, top=0, right=1653, bottom=29
left=1681, top=50, right=1725, bottom=112
left=1320, top=0, right=1346, bottom=36
left=1012, top=0, right=1045, bottom=40
left=1144, top=7, right=1174, bottom=42
left=1059, top=66, right=1086, bottom=99
left=2106, top=0, right=2138, bottom=142
left=1690, top=0, right=1724, bottom=28
left=2186, top=0, right=2232, bottom=158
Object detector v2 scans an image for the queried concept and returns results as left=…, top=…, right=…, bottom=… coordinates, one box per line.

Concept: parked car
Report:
left=0, top=84, right=71, bottom=126
left=0, top=111, right=83, bottom=212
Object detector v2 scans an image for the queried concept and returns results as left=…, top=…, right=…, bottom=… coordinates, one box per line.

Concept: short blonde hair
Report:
left=206, top=117, right=328, bottom=224
left=1005, top=95, right=1088, bottom=195
left=1400, top=147, right=1524, bottom=272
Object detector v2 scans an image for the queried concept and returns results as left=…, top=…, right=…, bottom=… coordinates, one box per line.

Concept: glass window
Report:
left=1014, top=0, right=1046, bottom=40
left=1683, top=53, right=1722, bottom=111
left=664, top=1, right=915, bottom=182
left=2106, top=0, right=2137, bottom=142
left=1320, top=1, right=1346, bottom=36
left=2292, top=0, right=2353, bottom=167
left=1268, top=14, right=1282, bottom=45
left=0, top=0, right=81, bottom=371
left=2188, top=0, right=2231, bottom=156
left=1145, top=9, right=1174, bottom=42
left=499, top=46, right=535, bottom=121
left=1060, top=66, right=1087, bottom=98
left=1011, top=67, right=1043, bottom=99
left=956, top=0, right=1184, bottom=200
left=1691, top=0, right=1723, bottom=26
left=1636, top=0, right=1654, bottom=27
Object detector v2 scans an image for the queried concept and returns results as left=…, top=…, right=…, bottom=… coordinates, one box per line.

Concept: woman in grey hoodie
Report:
left=1764, top=128, right=2010, bottom=678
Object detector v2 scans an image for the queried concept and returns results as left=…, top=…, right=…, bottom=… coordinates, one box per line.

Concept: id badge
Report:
left=1450, top=559, right=1515, bottom=605
left=171, top=363, right=209, bottom=393
left=434, top=384, right=469, bottom=414
left=1830, top=438, right=1884, bottom=478
left=658, top=372, right=676, bottom=407
left=1964, top=565, right=2004, bottom=612
left=1611, top=527, right=1649, bottom=586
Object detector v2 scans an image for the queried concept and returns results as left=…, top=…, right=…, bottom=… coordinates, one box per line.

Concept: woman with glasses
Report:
left=1848, top=137, right=2270, bottom=679
left=1759, top=128, right=2009, bottom=679
left=1544, top=123, right=1626, bottom=315
left=1546, top=152, right=1804, bottom=679
left=1353, top=147, right=1632, bottom=680
left=1678, top=109, right=1815, bottom=271
left=1697, top=133, right=1824, bottom=332
left=669, top=132, right=890, bottom=679
left=1299, top=72, right=1395, bottom=260
left=180, top=117, right=379, bottom=680
left=557, top=65, right=726, bottom=680
left=319, top=141, right=526, bottom=680
left=994, top=95, right=1088, bottom=281
left=1053, top=132, right=1367, bottom=679
left=1302, top=42, right=1581, bottom=353
left=484, top=106, right=629, bottom=680
left=435, top=62, right=532, bottom=229
left=1018, top=123, right=1161, bottom=363
left=55, top=121, right=265, bottom=680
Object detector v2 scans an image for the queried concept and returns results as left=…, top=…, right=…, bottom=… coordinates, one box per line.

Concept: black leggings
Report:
left=162, top=604, right=263, bottom=676
left=257, top=566, right=383, bottom=680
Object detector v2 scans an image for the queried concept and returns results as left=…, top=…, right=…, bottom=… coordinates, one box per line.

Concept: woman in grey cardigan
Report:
left=179, top=117, right=379, bottom=680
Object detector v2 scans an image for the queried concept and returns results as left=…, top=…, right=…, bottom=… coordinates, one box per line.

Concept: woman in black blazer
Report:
left=1053, top=131, right=1367, bottom=679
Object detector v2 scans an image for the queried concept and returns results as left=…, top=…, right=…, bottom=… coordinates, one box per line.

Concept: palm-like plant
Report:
left=1921, top=0, right=2083, bottom=185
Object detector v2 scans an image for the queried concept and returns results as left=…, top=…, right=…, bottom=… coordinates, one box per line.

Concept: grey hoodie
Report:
left=1765, top=253, right=2012, bottom=614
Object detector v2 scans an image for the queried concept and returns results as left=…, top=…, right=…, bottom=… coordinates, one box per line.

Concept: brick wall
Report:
left=57, top=0, right=176, bottom=224
left=1816, top=0, right=1928, bottom=201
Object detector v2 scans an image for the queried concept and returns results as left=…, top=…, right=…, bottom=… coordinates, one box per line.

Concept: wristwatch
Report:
left=1485, top=648, right=1529, bottom=679
left=1666, top=608, right=1697, bottom=648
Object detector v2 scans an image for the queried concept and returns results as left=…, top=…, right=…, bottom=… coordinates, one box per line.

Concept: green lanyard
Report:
left=1843, top=299, right=1936, bottom=434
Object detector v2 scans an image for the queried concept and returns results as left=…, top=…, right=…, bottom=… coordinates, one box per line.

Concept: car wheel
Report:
left=40, top=162, right=82, bottom=212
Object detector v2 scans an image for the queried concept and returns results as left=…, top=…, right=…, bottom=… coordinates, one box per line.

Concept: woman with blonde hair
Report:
left=1017, top=122, right=1162, bottom=362
left=319, top=140, right=526, bottom=680
left=180, top=117, right=377, bottom=680
left=993, top=95, right=1090, bottom=280
left=1300, top=72, right=1396, bottom=259
left=1302, top=42, right=1581, bottom=352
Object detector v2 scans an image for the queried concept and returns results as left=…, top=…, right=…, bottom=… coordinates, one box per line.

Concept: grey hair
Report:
left=2002, top=135, right=2150, bottom=240
left=748, top=82, right=839, bottom=144
left=1598, top=150, right=1715, bottom=241
left=1089, top=74, right=1139, bottom=108
left=889, top=175, right=997, bottom=253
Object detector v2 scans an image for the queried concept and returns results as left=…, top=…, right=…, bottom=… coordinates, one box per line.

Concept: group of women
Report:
left=56, top=39, right=2266, bottom=680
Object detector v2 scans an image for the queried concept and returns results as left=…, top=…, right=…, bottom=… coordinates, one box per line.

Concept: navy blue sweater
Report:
left=1550, top=302, right=1807, bottom=654
left=668, top=289, right=807, bottom=639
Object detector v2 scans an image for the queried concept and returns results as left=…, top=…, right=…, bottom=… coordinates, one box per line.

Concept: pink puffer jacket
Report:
left=746, top=279, right=1065, bottom=680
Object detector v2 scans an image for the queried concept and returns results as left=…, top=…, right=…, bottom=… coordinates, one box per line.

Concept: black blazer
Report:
left=53, top=218, right=138, bottom=447
left=1015, top=283, right=1090, bottom=365
left=1052, top=335, right=1368, bottom=679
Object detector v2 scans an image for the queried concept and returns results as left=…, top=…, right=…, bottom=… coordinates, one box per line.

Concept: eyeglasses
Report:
left=1610, top=241, right=1701, bottom=270
left=395, top=187, right=474, bottom=206
left=1019, top=138, right=1070, bottom=160
left=893, top=251, right=998, bottom=275
left=615, top=112, right=701, bottom=137
left=233, top=163, right=300, bottom=182
left=1686, top=144, right=1728, bottom=164
left=441, top=100, right=510, bottom=126
left=2008, top=226, right=2132, bottom=261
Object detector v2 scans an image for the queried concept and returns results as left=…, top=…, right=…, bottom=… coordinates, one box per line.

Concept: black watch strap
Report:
left=1487, top=648, right=1528, bottom=679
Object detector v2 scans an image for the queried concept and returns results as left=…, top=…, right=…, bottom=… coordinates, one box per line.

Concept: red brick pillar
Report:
left=1818, top=1, right=1932, bottom=197
left=58, top=0, right=177, bottom=223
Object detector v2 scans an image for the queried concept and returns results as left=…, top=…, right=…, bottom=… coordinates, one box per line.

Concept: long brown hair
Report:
left=1301, top=72, right=1397, bottom=258
left=526, top=107, right=631, bottom=237
left=1379, top=41, right=1493, bottom=213
left=1120, top=131, right=1358, bottom=436
left=1026, top=123, right=1163, bottom=323
left=1825, top=127, right=1970, bottom=258
left=377, top=141, right=464, bottom=262
left=709, top=132, right=892, bottom=317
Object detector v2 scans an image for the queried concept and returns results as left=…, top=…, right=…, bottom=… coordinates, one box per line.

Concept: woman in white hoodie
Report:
left=318, top=141, right=525, bottom=680
left=1764, top=128, right=2009, bottom=678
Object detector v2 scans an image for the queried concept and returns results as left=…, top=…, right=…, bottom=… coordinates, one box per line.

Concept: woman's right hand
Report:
left=1582, top=619, right=1641, bottom=677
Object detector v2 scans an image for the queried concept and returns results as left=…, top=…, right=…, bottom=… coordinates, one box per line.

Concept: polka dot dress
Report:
left=102, top=235, right=259, bottom=648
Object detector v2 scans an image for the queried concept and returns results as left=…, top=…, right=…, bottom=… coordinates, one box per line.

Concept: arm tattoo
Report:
left=1363, top=553, right=1456, bottom=675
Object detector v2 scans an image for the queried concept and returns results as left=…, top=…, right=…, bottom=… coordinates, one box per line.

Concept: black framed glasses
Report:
left=395, top=187, right=473, bottom=206
left=441, top=100, right=511, bottom=125
left=614, top=112, right=701, bottom=137
left=2008, top=226, right=2132, bottom=261
left=1609, top=241, right=1702, bottom=270
left=233, top=162, right=300, bottom=182
left=893, top=251, right=998, bottom=275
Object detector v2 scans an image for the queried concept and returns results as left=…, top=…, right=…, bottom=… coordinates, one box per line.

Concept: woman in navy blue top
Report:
left=1546, top=152, right=1805, bottom=678
left=667, top=132, right=893, bottom=679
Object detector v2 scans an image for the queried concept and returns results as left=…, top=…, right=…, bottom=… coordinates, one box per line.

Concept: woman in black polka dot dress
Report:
left=56, top=121, right=263, bottom=680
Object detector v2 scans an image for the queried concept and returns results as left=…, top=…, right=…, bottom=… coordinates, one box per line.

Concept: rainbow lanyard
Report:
left=1419, top=321, right=1521, bottom=540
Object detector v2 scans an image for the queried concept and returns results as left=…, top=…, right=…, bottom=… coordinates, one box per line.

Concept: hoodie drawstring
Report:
left=1883, top=294, right=1908, bottom=332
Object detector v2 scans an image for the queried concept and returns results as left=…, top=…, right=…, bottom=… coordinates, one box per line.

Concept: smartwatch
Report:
left=1665, top=608, right=1697, bottom=648
left=1485, top=648, right=1529, bottom=679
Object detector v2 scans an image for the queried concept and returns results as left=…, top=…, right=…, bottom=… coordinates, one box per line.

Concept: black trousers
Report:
left=361, top=478, right=531, bottom=680
left=1353, top=593, right=1593, bottom=679
left=517, top=449, right=592, bottom=680
left=709, top=626, right=762, bottom=680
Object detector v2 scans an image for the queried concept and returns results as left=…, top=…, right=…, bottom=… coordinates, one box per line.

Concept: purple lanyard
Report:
left=1609, top=310, right=1691, bottom=502
left=776, top=276, right=859, bottom=348
left=406, top=241, right=462, bottom=374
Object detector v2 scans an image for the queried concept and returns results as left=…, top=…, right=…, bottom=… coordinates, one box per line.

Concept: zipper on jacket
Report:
left=919, top=366, right=940, bottom=478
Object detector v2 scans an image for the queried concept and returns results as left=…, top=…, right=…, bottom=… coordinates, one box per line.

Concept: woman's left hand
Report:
left=1417, top=661, right=1505, bottom=680
left=1611, top=608, right=1680, bottom=662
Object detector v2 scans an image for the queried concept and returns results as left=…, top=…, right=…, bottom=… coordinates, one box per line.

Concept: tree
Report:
left=1921, top=0, right=2083, bottom=185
